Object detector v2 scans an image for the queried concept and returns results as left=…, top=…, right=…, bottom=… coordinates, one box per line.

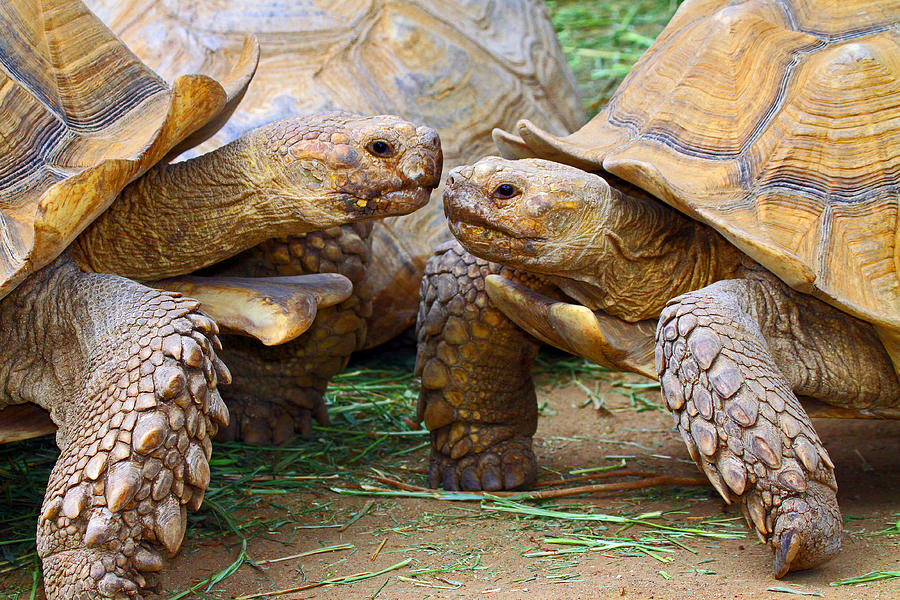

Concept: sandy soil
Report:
left=155, top=374, right=899, bottom=600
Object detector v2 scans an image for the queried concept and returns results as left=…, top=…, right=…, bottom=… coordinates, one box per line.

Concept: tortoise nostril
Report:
left=417, top=126, right=441, bottom=149
left=404, top=158, right=440, bottom=187
left=406, top=165, right=426, bottom=182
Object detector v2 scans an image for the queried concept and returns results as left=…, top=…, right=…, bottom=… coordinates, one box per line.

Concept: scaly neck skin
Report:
left=562, top=182, right=745, bottom=322
left=71, top=134, right=320, bottom=280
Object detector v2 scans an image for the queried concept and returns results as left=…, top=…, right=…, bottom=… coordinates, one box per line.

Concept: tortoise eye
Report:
left=494, top=183, right=518, bottom=199
left=366, top=140, right=394, bottom=157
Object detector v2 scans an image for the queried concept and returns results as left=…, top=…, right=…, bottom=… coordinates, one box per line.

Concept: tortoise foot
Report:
left=35, top=289, right=227, bottom=599
left=657, top=285, right=842, bottom=578
left=217, top=390, right=329, bottom=445
left=769, top=482, right=842, bottom=577
left=428, top=436, right=536, bottom=491
left=41, top=547, right=158, bottom=600
left=417, top=241, right=542, bottom=492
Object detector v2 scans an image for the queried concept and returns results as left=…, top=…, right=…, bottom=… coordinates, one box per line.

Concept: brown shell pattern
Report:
left=505, top=0, right=900, bottom=348
left=0, top=0, right=240, bottom=299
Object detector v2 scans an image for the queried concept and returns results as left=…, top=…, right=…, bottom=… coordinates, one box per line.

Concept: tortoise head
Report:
left=250, top=112, right=442, bottom=227
left=71, top=112, right=442, bottom=282
left=444, top=155, right=745, bottom=323
left=444, top=156, right=613, bottom=278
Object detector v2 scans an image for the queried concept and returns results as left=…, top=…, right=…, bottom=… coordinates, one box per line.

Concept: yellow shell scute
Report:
left=507, top=0, right=900, bottom=366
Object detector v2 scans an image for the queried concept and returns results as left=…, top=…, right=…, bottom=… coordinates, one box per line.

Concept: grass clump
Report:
left=546, top=0, right=683, bottom=115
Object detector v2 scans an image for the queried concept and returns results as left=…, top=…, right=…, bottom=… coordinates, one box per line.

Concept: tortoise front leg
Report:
left=210, top=223, right=373, bottom=445
left=0, top=257, right=228, bottom=599
left=416, top=240, right=548, bottom=491
left=657, top=273, right=899, bottom=576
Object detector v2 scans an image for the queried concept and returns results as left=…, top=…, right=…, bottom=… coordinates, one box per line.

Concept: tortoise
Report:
left=419, top=0, right=900, bottom=577
left=0, top=1, right=442, bottom=597
left=85, top=0, right=585, bottom=444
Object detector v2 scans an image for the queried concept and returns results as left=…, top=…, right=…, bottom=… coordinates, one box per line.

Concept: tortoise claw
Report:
left=774, top=528, right=801, bottom=578
left=480, top=465, right=503, bottom=492
left=460, top=466, right=480, bottom=490
left=504, top=462, right=530, bottom=490
left=441, top=466, right=460, bottom=491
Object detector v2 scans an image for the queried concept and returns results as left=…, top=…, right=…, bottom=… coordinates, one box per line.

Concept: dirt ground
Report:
left=155, top=374, right=899, bottom=600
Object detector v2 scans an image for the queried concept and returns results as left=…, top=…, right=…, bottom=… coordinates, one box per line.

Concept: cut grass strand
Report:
left=830, top=571, right=900, bottom=586
left=485, top=499, right=742, bottom=539
left=234, top=558, right=412, bottom=599
left=254, top=543, right=354, bottom=566
left=766, top=586, right=823, bottom=596
left=869, top=513, right=900, bottom=536
left=356, top=473, right=709, bottom=501
left=568, top=459, right=628, bottom=475
left=339, top=499, right=376, bottom=531
left=396, top=575, right=461, bottom=589
left=371, top=538, right=388, bottom=561
left=524, top=537, right=676, bottom=562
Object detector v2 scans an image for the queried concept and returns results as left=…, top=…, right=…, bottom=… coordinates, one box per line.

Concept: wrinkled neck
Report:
left=71, top=136, right=315, bottom=280
left=143, top=140, right=257, bottom=209
left=571, top=180, right=743, bottom=321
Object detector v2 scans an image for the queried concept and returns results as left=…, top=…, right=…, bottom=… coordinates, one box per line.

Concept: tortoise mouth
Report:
left=448, top=220, right=545, bottom=260
left=343, top=185, right=433, bottom=218
left=445, top=202, right=543, bottom=242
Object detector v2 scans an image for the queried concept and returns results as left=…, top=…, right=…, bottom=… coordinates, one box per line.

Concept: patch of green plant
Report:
left=546, top=0, right=684, bottom=115
left=869, top=513, right=900, bottom=536
left=830, top=571, right=900, bottom=586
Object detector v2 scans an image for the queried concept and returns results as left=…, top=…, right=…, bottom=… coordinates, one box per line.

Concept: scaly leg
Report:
left=210, top=223, right=373, bottom=444
left=657, top=271, right=899, bottom=576
left=0, top=257, right=228, bottom=599
left=416, top=240, right=551, bottom=490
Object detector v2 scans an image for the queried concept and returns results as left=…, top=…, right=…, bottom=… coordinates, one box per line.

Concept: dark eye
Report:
left=367, top=140, right=394, bottom=157
left=494, top=183, right=518, bottom=199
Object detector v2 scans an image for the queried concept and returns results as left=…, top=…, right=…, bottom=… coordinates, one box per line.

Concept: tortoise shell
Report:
left=87, top=0, right=582, bottom=167
left=0, top=0, right=257, bottom=300
left=85, top=0, right=584, bottom=345
left=501, top=0, right=900, bottom=364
